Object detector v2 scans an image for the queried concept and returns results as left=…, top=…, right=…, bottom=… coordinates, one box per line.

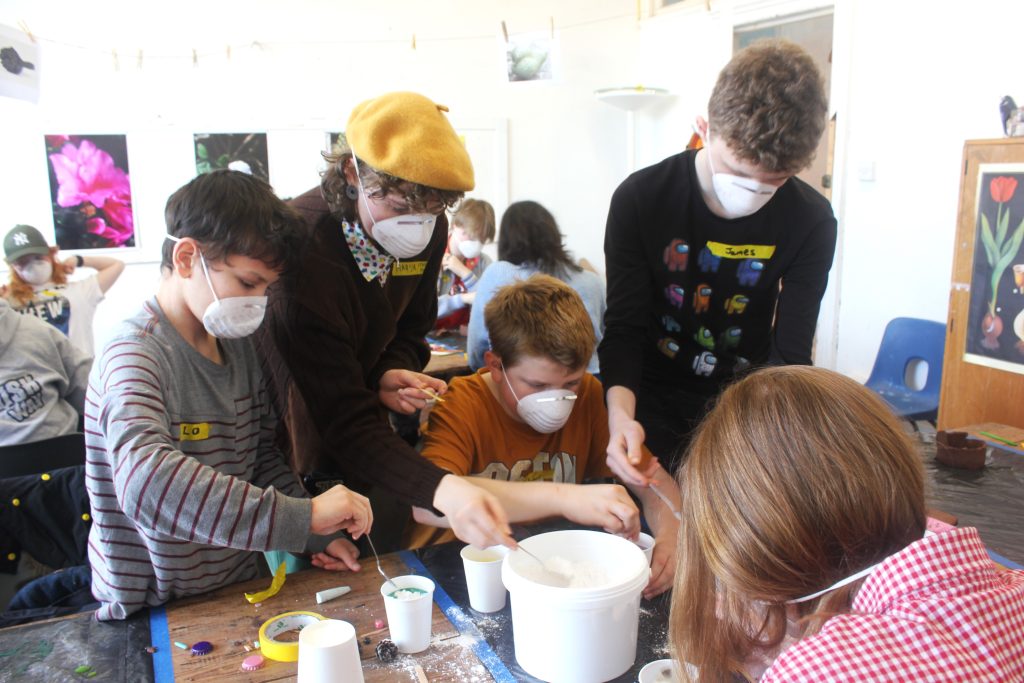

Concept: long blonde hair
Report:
left=5, top=246, right=67, bottom=306
left=669, top=366, right=926, bottom=682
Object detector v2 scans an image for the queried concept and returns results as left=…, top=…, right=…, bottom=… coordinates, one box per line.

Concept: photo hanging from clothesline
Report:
left=0, top=24, right=39, bottom=103
left=502, top=30, right=559, bottom=84
left=44, top=134, right=136, bottom=251
left=194, top=132, right=270, bottom=182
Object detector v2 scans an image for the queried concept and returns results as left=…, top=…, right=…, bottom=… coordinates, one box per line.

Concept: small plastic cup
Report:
left=461, top=545, right=509, bottom=612
left=634, top=532, right=655, bottom=566
left=380, top=575, right=436, bottom=653
left=297, top=619, right=364, bottom=683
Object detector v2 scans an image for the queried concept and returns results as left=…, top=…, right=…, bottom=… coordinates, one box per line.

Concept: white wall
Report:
left=3, top=0, right=1024, bottom=380
left=0, top=0, right=639, bottom=351
left=634, top=0, right=1024, bottom=380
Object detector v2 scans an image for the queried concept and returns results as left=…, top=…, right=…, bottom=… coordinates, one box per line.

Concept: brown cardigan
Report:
left=257, top=188, right=448, bottom=510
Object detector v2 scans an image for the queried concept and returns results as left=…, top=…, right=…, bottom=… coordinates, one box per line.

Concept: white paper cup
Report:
left=297, top=619, right=364, bottom=683
left=634, top=532, right=656, bottom=566
left=380, top=575, right=436, bottom=653
left=461, top=544, right=509, bottom=613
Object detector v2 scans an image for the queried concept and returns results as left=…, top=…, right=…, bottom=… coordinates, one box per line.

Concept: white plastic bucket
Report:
left=502, top=530, right=650, bottom=683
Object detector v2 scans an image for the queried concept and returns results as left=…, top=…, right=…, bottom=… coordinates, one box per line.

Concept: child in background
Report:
left=468, top=200, right=605, bottom=374
left=85, top=171, right=372, bottom=620
left=411, top=275, right=679, bottom=599
left=435, top=198, right=496, bottom=333
left=3, top=224, right=124, bottom=355
left=0, top=297, right=90, bottom=447
left=669, top=366, right=1024, bottom=681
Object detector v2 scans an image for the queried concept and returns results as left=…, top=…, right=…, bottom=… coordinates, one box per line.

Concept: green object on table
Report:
left=979, top=431, right=1021, bottom=447
left=264, top=551, right=312, bottom=575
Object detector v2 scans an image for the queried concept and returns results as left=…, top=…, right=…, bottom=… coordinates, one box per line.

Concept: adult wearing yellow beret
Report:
left=258, top=92, right=514, bottom=560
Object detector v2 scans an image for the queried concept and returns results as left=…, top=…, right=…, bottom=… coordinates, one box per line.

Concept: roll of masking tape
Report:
left=258, top=611, right=325, bottom=662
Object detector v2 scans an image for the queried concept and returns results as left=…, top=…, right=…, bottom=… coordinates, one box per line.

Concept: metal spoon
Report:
left=366, top=534, right=398, bottom=591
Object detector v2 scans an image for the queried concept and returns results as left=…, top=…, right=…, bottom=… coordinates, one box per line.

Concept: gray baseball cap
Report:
left=4, top=225, right=51, bottom=264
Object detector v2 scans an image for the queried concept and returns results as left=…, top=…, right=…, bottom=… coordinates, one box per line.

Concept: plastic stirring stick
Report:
left=648, top=482, right=682, bottom=521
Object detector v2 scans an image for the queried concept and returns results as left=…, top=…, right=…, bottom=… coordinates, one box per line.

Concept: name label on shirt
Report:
left=706, top=241, right=776, bottom=259
left=179, top=422, right=210, bottom=441
left=391, top=261, right=427, bottom=277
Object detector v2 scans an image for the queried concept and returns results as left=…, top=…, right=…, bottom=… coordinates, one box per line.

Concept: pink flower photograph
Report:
left=44, top=134, right=136, bottom=250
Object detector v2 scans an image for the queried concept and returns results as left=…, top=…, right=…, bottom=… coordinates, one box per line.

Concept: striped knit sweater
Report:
left=85, top=299, right=313, bottom=620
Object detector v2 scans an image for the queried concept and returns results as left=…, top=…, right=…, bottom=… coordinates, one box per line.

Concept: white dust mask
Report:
left=785, top=561, right=882, bottom=604
left=456, top=239, right=483, bottom=259
left=352, top=155, right=437, bottom=258
left=706, top=130, right=779, bottom=219
left=16, top=258, right=53, bottom=286
left=501, top=363, right=577, bottom=434
left=166, top=234, right=267, bottom=339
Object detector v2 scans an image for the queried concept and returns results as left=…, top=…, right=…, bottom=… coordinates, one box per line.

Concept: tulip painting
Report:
left=968, top=170, right=1024, bottom=363
left=44, top=134, right=136, bottom=250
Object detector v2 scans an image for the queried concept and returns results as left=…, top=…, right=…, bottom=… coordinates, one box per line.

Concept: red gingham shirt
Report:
left=762, top=527, right=1024, bottom=682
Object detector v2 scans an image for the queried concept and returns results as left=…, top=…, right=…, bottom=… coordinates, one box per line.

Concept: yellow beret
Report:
left=346, top=91, right=475, bottom=192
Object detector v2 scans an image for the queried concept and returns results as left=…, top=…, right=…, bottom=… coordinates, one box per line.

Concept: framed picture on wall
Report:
left=964, top=163, right=1024, bottom=373
left=193, top=132, right=269, bottom=182
left=44, top=134, right=136, bottom=250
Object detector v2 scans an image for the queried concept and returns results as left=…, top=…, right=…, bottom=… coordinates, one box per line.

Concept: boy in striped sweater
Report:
left=85, top=171, right=372, bottom=620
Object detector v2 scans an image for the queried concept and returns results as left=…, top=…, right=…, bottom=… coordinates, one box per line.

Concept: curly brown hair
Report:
left=320, top=145, right=464, bottom=222
left=708, top=39, right=828, bottom=174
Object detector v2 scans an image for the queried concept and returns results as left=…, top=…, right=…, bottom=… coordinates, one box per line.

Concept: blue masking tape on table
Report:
left=400, top=550, right=517, bottom=683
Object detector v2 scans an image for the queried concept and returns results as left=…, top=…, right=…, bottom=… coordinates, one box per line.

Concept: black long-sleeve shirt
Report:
left=599, top=150, right=837, bottom=397
left=258, top=188, right=448, bottom=510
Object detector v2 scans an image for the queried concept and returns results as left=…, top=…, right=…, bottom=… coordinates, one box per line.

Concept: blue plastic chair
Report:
left=864, top=318, right=946, bottom=421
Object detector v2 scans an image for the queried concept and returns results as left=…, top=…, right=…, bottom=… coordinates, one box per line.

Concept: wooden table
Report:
left=152, top=552, right=489, bottom=682
left=423, top=336, right=471, bottom=383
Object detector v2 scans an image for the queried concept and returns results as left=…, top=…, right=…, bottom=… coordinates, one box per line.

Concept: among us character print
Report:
left=658, top=337, right=681, bottom=359
left=698, top=246, right=721, bottom=273
left=692, top=351, right=716, bottom=377
left=692, top=284, right=712, bottom=313
left=661, top=314, right=681, bottom=333
left=718, top=327, right=742, bottom=350
left=665, top=284, right=685, bottom=309
left=724, top=294, right=749, bottom=315
left=737, top=259, right=764, bottom=286
left=663, top=238, right=689, bottom=272
left=18, top=289, right=72, bottom=337
left=694, top=326, right=714, bottom=350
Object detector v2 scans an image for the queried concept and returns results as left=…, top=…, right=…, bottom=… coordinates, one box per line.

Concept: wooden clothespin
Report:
left=112, top=49, right=119, bottom=72
left=549, top=17, right=554, bottom=39
left=17, top=21, right=35, bottom=43
left=226, top=45, right=232, bottom=61
left=500, top=20, right=509, bottom=43
left=411, top=33, right=416, bottom=50
left=192, top=48, right=198, bottom=66
left=136, top=49, right=143, bottom=69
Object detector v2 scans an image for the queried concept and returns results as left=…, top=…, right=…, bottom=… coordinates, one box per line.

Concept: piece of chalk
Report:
left=315, top=585, right=352, bottom=604
left=374, top=618, right=386, bottom=629
left=173, top=641, right=188, bottom=650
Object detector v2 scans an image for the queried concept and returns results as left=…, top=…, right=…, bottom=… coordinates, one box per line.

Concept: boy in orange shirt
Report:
left=410, top=275, right=679, bottom=598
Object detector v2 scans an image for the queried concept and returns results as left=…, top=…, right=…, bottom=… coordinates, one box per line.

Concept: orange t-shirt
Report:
left=406, top=369, right=615, bottom=548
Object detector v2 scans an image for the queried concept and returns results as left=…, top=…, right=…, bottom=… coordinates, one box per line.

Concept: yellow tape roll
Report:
left=257, top=611, right=325, bottom=662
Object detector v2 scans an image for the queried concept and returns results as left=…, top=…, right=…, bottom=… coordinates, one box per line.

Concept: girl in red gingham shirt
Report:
left=668, top=366, right=1024, bottom=682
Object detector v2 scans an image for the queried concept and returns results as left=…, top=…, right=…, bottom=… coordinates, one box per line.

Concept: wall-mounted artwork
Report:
left=964, top=164, right=1024, bottom=373
left=326, top=132, right=347, bottom=155
left=0, top=24, right=39, bottom=103
left=44, top=134, right=136, bottom=249
left=503, top=31, right=557, bottom=83
left=194, top=132, right=269, bottom=182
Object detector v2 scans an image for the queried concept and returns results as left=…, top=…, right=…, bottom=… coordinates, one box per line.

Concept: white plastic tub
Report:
left=502, top=530, right=650, bottom=683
